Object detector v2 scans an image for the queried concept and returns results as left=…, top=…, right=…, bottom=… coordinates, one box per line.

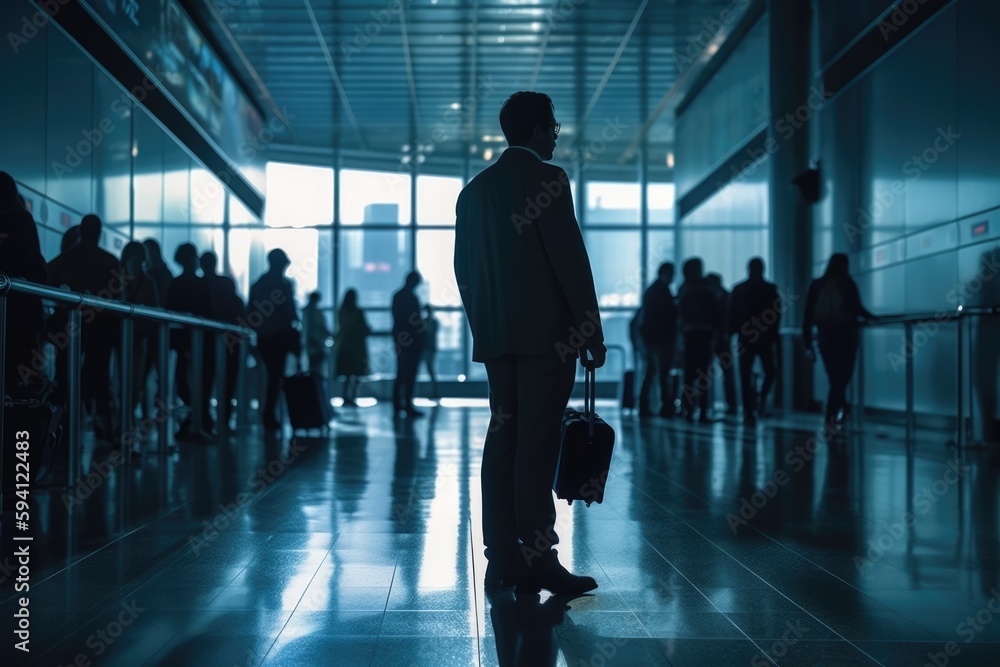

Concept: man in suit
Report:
left=730, top=257, right=780, bottom=424
left=391, top=271, right=425, bottom=418
left=455, top=91, right=606, bottom=596
left=638, top=262, right=678, bottom=418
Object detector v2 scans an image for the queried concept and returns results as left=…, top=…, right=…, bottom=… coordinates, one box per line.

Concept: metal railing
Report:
left=0, top=273, right=255, bottom=498
left=848, top=306, right=999, bottom=452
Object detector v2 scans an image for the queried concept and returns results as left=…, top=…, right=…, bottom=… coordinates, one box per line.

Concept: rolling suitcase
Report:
left=554, top=364, right=615, bottom=506
left=283, top=372, right=335, bottom=432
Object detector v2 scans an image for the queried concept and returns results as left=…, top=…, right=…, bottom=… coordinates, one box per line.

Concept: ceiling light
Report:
left=402, top=144, right=411, bottom=152
left=666, top=152, right=675, bottom=168
left=450, top=102, right=461, bottom=110
left=483, top=148, right=494, bottom=160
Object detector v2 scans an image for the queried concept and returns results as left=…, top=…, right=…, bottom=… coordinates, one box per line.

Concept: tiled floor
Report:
left=2, top=402, right=1000, bottom=666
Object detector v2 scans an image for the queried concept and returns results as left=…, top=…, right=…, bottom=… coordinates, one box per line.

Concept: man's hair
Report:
left=657, top=262, right=674, bottom=279
left=175, top=242, right=198, bottom=266
left=200, top=251, right=218, bottom=273
left=748, top=257, right=765, bottom=276
left=499, top=92, right=555, bottom=145
left=682, top=257, right=703, bottom=281
left=80, top=214, right=102, bottom=244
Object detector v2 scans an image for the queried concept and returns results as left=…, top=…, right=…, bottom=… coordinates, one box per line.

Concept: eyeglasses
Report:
left=549, top=121, right=561, bottom=137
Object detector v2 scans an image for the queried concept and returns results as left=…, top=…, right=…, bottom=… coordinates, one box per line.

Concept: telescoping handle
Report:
left=581, top=350, right=597, bottom=439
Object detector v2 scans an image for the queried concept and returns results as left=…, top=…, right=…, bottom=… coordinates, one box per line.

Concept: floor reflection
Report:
left=2, top=406, right=999, bottom=666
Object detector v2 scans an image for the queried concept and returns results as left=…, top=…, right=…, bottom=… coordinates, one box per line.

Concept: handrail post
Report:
left=158, top=323, right=171, bottom=452
left=905, top=322, right=915, bottom=441
left=957, top=315, right=965, bottom=454
left=853, top=329, right=865, bottom=428
left=120, top=317, right=134, bottom=461
left=68, top=308, right=82, bottom=483
left=215, top=331, right=226, bottom=431
left=236, top=336, right=248, bottom=431
left=190, top=328, right=204, bottom=434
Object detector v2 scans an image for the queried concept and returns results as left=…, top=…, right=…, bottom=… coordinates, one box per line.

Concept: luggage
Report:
left=621, top=370, right=635, bottom=411
left=554, top=365, right=615, bottom=506
left=3, top=380, right=63, bottom=492
left=283, top=372, right=335, bottom=432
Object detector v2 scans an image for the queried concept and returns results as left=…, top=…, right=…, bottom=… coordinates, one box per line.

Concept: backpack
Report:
left=813, top=279, right=848, bottom=326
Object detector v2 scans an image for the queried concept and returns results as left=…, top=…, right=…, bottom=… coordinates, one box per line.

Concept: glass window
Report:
left=265, top=161, right=334, bottom=227
left=416, top=230, right=461, bottom=307
left=228, top=192, right=260, bottom=227
left=190, top=167, right=225, bottom=225
left=646, top=230, right=677, bottom=290
left=339, top=229, right=412, bottom=308
left=680, top=228, right=769, bottom=288
left=418, top=310, right=465, bottom=380
left=584, top=231, right=641, bottom=309
left=417, top=174, right=462, bottom=226
left=586, top=181, right=640, bottom=225
left=340, top=168, right=411, bottom=225
left=647, top=183, right=675, bottom=225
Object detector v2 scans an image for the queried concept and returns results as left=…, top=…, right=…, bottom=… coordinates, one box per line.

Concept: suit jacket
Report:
left=730, top=277, right=780, bottom=344
left=454, top=147, right=603, bottom=362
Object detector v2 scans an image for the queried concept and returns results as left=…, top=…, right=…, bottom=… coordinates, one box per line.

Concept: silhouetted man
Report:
left=0, top=172, right=46, bottom=388
left=248, top=249, right=300, bottom=431
left=638, top=262, right=677, bottom=418
left=47, top=213, right=121, bottom=441
left=677, top=257, right=720, bottom=421
left=455, top=91, right=605, bottom=596
left=706, top=272, right=737, bottom=417
left=201, top=251, right=245, bottom=428
left=803, top=253, right=874, bottom=428
left=391, top=271, right=425, bottom=417
left=166, top=243, right=216, bottom=439
left=730, top=257, right=780, bottom=424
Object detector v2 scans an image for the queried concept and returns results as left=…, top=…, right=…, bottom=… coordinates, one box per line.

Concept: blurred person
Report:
left=730, top=257, right=781, bottom=425
left=120, top=241, right=157, bottom=453
left=638, top=262, right=678, bottom=418
left=802, top=253, right=875, bottom=428
left=201, top=250, right=245, bottom=428
left=391, top=271, right=425, bottom=417
left=420, top=304, right=440, bottom=397
left=0, top=172, right=46, bottom=388
left=248, top=248, right=300, bottom=431
left=302, top=291, right=331, bottom=375
left=677, top=258, right=721, bottom=422
left=455, top=91, right=605, bottom=596
left=142, top=238, right=173, bottom=307
left=334, top=289, right=370, bottom=407
left=47, top=213, right=121, bottom=442
left=705, top=272, right=737, bottom=418
left=165, top=243, right=216, bottom=439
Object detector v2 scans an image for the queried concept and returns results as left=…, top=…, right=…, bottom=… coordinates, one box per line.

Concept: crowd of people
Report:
left=632, top=253, right=873, bottom=428
left=0, top=169, right=446, bottom=449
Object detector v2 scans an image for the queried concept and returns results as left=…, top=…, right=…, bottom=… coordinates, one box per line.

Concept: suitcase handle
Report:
left=584, top=365, right=596, bottom=439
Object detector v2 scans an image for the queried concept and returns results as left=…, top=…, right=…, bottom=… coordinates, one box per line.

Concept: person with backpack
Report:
left=802, top=253, right=875, bottom=428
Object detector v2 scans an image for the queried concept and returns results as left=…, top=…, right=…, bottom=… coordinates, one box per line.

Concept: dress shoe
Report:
left=484, top=560, right=515, bottom=589
left=515, top=549, right=598, bottom=596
